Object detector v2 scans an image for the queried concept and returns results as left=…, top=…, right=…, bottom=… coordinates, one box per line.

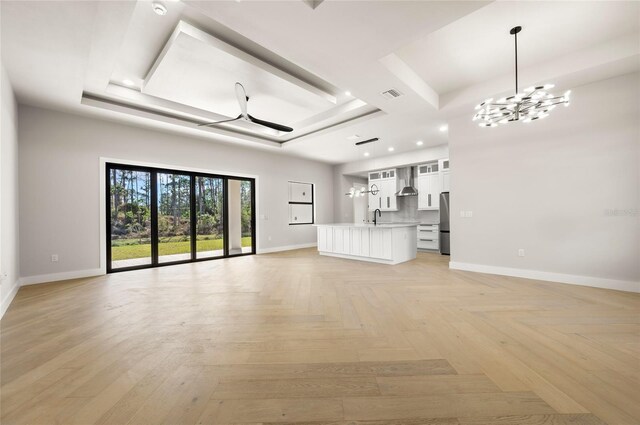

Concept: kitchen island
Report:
left=314, top=223, right=418, bottom=265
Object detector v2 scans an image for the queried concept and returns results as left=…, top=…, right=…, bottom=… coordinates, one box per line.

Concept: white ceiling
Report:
left=1, top=1, right=638, bottom=165
left=396, top=1, right=640, bottom=95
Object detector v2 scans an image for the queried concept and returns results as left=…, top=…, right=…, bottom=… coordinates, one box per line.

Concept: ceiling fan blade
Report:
left=198, top=115, right=242, bottom=127
left=235, top=82, right=248, bottom=118
left=248, top=115, right=294, bottom=133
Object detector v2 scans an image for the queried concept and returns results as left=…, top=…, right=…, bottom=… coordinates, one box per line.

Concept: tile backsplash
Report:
left=374, top=195, right=440, bottom=224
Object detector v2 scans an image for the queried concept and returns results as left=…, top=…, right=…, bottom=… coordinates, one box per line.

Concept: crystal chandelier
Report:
left=473, top=26, right=571, bottom=127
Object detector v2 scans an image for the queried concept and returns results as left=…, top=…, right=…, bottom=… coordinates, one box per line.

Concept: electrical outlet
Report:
left=268, top=236, right=272, bottom=241
left=518, top=249, right=525, bottom=257
left=51, top=254, right=59, bottom=262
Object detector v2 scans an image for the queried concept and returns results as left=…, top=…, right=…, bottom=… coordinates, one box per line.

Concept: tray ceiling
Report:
left=143, top=22, right=337, bottom=128
left=90, top=12, right=381, bottom=144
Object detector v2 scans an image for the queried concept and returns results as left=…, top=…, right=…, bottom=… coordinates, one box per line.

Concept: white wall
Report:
left=18, top=105, right=334, bottom=281
left=333, top=172, right=367, bottom=223
left=1, top=64, right=20, bottom=317
left=448, top=72, right=640, bottom=292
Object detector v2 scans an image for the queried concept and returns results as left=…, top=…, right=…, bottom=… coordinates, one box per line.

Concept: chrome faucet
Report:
left=373, top=209, right=381, bottom=226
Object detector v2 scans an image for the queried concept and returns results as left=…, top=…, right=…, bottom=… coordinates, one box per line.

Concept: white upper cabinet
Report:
left=439, top=158, right=450, bottom=171
left=441, top=171, right=451, bottom=192
left=438, top=158, right=451, bottom=192
left=381, top=179, right=398, bottom=211
left=417, top=175, right=429, bottom=209
left=368, top=169, right=398, bottom=211
left=418, top=163, right=439, bottom=175
left=289, top=182, right=313, bottom=203
left=426, top=173, right=441, bottom=209
left=381, top=169, right=395, bottom=179
left=417, top=162, right=442, bottom=210
left=366, top=160, right=449, bottom=212
left=439, top=158, right=450, bottom=192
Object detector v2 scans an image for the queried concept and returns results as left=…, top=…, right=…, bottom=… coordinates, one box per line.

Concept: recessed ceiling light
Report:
left=416, top=140, right=424, bottom=146
left=123, top=79, right=135, bottom=87
left=152, top=2, right=167, bottom=15
left=439, top=125, right=448, bottom=132
left=388, top=147, right=394, bottom=152
left=345, top=91, right=351, bottom=96
left=364, top=152, right=370, bottom=157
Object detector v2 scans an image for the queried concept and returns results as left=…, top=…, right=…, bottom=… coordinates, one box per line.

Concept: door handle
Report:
left=387, top=197, right=390, bottom=208
left=428, top=194, right=431, bottom=206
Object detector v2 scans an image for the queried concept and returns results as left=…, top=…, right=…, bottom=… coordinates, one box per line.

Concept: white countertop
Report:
left=314, top=222, right=420, bottom=228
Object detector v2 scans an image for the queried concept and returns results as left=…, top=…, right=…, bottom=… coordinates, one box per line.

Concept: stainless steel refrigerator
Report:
left=439, top=192, right=450, bottom=255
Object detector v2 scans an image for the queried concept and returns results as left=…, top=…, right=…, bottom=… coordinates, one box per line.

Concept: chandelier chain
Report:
left=514, top=30, right=518, bottom=94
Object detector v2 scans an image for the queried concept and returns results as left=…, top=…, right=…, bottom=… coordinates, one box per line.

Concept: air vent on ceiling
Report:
left=380, top=89, right=403, bottom=100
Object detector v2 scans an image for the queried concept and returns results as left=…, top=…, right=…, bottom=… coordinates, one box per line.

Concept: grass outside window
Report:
left=112, top=236, right=252, bottom=261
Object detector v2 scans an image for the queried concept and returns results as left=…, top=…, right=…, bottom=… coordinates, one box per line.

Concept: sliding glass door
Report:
left=108, top=168, right=152, bottom=269
left=106, top=163, right=254, bottom=273
left=157, top=172, right=192, bottom=264
left=228, top=178, right=255, bottom=255
left=195, top=176, right=225, bottom=259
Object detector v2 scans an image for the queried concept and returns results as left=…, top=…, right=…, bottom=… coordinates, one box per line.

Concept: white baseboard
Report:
left=258, top=243, right=317, bottom=254
left=1, top=279, right=20, bottom=319
left=19, top=268, right=104, bottom=286
left=17, top=246, right=317, bottom=285
left=449, top=261, right=640, bottom=293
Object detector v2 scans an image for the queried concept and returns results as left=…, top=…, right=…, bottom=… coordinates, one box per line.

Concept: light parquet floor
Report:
left=1, top=249, right=639, bottom=424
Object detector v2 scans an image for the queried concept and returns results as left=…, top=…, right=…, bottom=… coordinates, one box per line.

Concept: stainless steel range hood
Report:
left=396, top=166, right=418, bottom=197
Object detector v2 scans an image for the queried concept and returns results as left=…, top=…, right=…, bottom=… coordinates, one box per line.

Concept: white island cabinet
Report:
left=314, top=223, right=418, bottom=265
